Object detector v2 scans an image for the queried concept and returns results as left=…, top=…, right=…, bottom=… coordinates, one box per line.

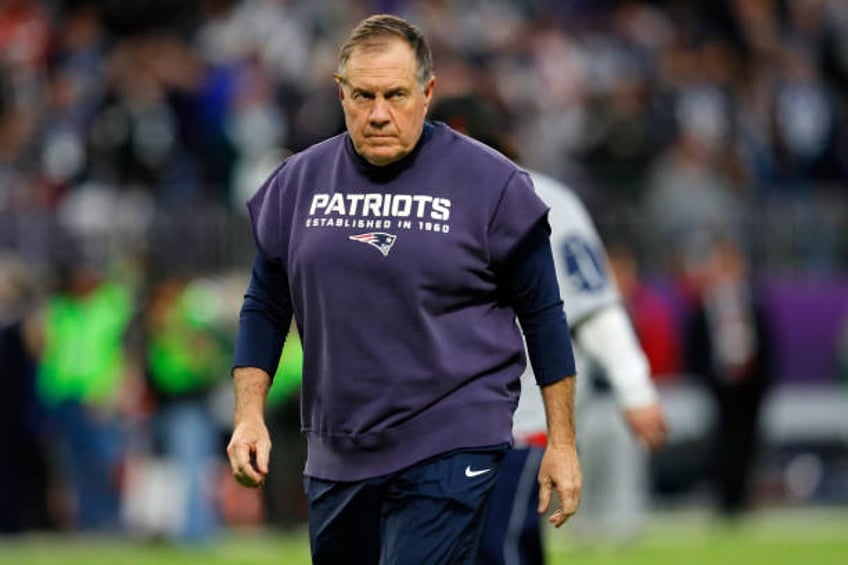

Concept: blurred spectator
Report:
left=574, top=2, right=674, bottom=211
left=607, top=241, right=683, bottom=382
left=641, top=97, right=744, bottom=272
left=0, top=256, right=50, bottom=533
left=683, top=236, right=775, bottom=520
left=85, top=34, right=210, bottom=205
left=35, top=259, right=138, bottom=532
left=0, top=0, right=51, bottom=108
left=577, top=73, right=666, bottom=209
left=226, top=56, right=289, bottom=211
left=38, top=2, right=108, bottom=195
left=0, top=0, right=845, bottom=276
left=142, top=274, right=230, bottom=544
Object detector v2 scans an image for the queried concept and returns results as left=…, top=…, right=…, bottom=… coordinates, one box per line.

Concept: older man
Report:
left=226, top=14, right=580, bottom=564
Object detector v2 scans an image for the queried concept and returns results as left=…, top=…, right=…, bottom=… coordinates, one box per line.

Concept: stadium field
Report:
left=1, top=507, right=846, bottom=564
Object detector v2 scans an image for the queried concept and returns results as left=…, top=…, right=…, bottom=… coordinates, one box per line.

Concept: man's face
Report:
left=337, top=36, right=434, bottom=166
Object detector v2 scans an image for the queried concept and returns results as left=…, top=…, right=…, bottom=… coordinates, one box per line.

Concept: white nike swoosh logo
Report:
left=464, top=465, right=492, bottom=478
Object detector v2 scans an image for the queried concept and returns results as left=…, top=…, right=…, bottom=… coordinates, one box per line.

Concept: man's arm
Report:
left=227, top=367, right=273, bottom=487
left=576, top=305, right=667, bottom=451
left=499, top=221, right=582, bottom=526
left=538, top=377, right=582, bottom=527
left=227, top=252, right=293, bottom=488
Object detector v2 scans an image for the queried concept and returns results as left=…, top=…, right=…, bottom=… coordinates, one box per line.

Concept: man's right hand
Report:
left=228, top=367, right=273, bottom=488
left=227, top=416, right=272, bottom=488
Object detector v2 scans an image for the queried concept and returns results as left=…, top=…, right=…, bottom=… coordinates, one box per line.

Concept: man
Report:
left=430, top=94, right=667, bottom=563
left=225, top=15, right=581, bottom=564
left=683, top=236, right=774, bottom=520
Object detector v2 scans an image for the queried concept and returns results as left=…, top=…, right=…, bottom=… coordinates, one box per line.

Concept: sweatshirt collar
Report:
left=345, top=121, right=435, bottom=181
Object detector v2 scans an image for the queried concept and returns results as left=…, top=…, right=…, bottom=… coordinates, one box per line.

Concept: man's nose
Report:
left=369, top=97, right=391, bottom=125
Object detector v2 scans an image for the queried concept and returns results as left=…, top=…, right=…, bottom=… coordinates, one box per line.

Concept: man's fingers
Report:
left=227, top=440, right=248, bottom=473
left=647, top=428, right=666, bottom=450
left=235, top=469, right=262, bottom=488
left=549, top=482, right=580, bottom=528
left=636, top=428, right=661, bottom=451
left=537, top=479, right=552, bottom=514
left=538, top=479, right=579, bottom=528
left=628, top=408, right=669, bottom=452
left=645, top=419, right=668, bottom=451
left=235, top=455, right=265, bottom=487
left=548, top=508, right=565, bottom=527
left=255, top=442, right=271, bottom=474
left=227, top=440, right=267, bottom=488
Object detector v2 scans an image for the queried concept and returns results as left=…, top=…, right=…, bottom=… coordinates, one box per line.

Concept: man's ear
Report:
left=334, top=73, right=345, bottom=101
left=423, top=75, right=436, bottom=102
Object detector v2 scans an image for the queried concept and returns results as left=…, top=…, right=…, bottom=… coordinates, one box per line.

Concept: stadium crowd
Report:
left=1, top=0, right=847, bottom=543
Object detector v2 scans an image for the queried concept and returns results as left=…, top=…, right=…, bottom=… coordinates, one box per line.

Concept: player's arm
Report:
left=542, top=174, right=667, bottom=451
left=227, top=252, right=293, bottom=488
left=500, top=220, right=581, bottom=527
left=575, top=305, right=667, bottom=451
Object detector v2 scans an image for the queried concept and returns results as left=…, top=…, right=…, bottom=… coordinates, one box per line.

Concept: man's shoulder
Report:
left=256, top=133, right=347, bottom=192
left=286, top=133, right=347, bottom=167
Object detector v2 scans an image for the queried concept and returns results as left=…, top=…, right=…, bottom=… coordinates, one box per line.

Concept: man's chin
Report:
left=362, top=147, right=404, bottom=166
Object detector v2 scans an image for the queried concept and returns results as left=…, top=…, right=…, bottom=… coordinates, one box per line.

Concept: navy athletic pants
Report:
left=305, top=445, right=507, bottom=564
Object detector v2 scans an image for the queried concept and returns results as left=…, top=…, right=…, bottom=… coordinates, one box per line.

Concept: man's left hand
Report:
left=537, top=444, right=582, bottom=527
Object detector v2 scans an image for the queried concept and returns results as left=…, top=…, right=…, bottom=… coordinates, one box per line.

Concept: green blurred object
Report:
left=38, top=281, right=133, bottom=406
left=266, top=328, right=303, bottom=407
left=148, top=280, right=229, bottom=396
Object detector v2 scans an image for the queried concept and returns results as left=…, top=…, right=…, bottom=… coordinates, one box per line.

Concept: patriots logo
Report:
left=348, top=232, right=397, bottom=256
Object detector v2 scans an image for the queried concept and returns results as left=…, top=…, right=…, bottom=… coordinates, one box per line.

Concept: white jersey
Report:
left=513, top=171, right=654, bottom=439
left=533, top=171, right=620, bottom=322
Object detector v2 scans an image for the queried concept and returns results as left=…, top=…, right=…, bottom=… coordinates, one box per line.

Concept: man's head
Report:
left=335, top=14, right=435, bottom=166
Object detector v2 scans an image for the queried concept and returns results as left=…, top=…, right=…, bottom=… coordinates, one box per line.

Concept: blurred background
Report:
left=0, top=0, right=846, bottom=555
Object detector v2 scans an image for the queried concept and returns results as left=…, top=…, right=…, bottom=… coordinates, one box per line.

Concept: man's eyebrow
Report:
left=334, top=75, right=408, bottom=97
left=334, top=74, right=367, bottom=92
left=350, top=85, right=374, bottom=96
left=384, top=86, right=407, bottom=96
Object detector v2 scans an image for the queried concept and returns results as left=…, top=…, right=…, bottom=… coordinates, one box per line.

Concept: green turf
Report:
left=0, top=530, right=312, bottom=565
left=548, top=507, right=848, bottom=565
left=1, top=508, right=846, bottom=564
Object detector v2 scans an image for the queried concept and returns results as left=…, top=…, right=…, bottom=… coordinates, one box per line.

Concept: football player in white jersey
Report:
left=431, top=95, right=668, bottom=563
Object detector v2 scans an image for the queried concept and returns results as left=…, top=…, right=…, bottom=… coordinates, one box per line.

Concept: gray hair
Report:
left=336, top=14, right=434, bottom=90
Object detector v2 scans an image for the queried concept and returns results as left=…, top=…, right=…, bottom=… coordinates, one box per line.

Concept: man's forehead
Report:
left=351, top=36, right=411, bottom=58
left=346, top=37, right=416, bottom=73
